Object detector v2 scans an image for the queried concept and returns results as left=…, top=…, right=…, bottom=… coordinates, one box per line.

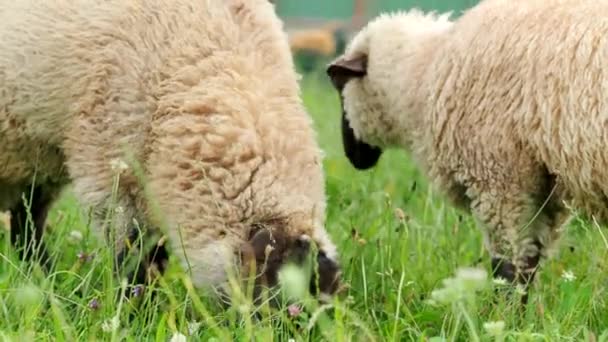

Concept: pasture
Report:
left=0, top=71, right=606, bottom=341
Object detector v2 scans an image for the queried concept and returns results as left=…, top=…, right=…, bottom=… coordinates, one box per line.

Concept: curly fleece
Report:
left=0, top=0, right=338, bottom=293
left=328, top=0, right=608, bottom=288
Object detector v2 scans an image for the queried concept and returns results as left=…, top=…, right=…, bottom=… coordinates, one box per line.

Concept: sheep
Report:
left=326, top=0, right=608, bottom=302
left=288, top=22, right=348, bottom=57
left=288, top=22, right=349, bottom=73
left=0, top=0, right=341, bottom=303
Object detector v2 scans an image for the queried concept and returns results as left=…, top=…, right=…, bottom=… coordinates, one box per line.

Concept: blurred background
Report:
left=276, top=0, right=479, bottom=73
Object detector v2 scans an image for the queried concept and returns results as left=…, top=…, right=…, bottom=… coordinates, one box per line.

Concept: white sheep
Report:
left=0, top=0, right=341, bottom=302
left=326, top=0, right=608, bottom=301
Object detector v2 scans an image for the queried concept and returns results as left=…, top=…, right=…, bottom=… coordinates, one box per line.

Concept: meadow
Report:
left=1, top=70, right=608, bottom=341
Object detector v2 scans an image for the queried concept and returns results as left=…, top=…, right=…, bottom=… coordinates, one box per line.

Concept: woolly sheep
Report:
left=0, top=0, right=341, bottom=302
left=288, top=22, right=348, bottom=57
left=326, top=0, right=608, bottom=301
left=288, top=22, right=349, bottom=74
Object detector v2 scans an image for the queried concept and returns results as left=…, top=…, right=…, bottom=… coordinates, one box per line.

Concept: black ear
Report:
left=239, top=225, right=288, bottom=296
left=310, top=250, right=341, bottom=296
left=245, top=225, right=289, bottom=263
left=326, top=54, right=368, bottom=91
left=341, top=110, right=383, bottom=170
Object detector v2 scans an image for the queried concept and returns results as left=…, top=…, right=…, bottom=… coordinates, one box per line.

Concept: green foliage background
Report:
left=276, top=0, right=479, bottom=20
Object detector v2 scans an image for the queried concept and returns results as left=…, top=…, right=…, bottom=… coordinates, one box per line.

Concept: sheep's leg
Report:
left=113, top=223, right=170, bottom=296
left=473, top=195, right=542, bottom=304
left=516, top=194, right=569, bottom=300
left=10, top=183, right=58, bottom=270
left=126, top=238, right=169, bottom=288
left=471, top=179, right=568, bottom=304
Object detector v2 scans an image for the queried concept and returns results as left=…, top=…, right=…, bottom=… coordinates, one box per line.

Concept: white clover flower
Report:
left=68, top=230, right=83, bottom=243
left=514, top=284, right=527, bottom=296
left=430, top=286, right=460, bottom=304
left=187, top=321, right=201, bottom=335
left=169, top=332, right=187, bottom=342
left=424, top=298, right=439, bottom=306
left=561, top=270, right=576, bottom=282
left=429, top=267, right=489, bottom=304
left=238, top=304, right=250, bottom=314
left=455, top=267, right=488, bottom=291
left=101, top=314, right=120, bottom=333
left=483, top=321, right=505, bottom=336
left=492, top=277, right=508, bottom=286
left=110, top=158, right=129, bottom=173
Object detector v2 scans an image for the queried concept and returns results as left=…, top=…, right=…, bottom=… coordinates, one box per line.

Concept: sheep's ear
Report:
left=290, top=234, right=312, bottom=264
left=239, top=226, right=271, bottom=275
left=326, top=54, right=367, bottom=90
left=310, top=249, right=342, bottom=297
left=247, top=226, right=277, bottom=261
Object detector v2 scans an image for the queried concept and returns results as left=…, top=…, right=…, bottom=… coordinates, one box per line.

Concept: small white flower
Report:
left=288, top=339, right=296, bottom=342
left=430, top=286, right=459, bottom=304
left=483, top=321, right=505, bottom=336
left=114, top=206, right=124, bottom=214
left=68, top=230, right=83, bottom=243
left=424, top=298, right=439, bottom=306
left=238, top=304, right=250, bottom=314
left=514, top=284, right=527, bottom=296
left=561, top=270, right=576, bottom=282
left=169, top=332, right=187, bottom=342
left=187, top=321, right=201, bottom=335
left=429, top=267, right=488, bottom=305
left=101, top=315, right=119, bottom=333
left=456, top=267, right=488, bottom=291
left=492, top=277, right=508, bottom=286
left=110, top=158, right=129, bottom=173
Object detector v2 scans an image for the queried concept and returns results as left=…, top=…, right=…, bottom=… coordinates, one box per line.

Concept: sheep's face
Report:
left=326, top=53, right=385, bottom=171
left=327, top=10, right=453, bottom=171
left=238, top=224, right=342, bottom=305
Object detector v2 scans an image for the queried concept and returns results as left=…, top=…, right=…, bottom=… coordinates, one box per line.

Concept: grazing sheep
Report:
left=326, top=0, right=608, bottom=301
left=0, top=0, right=341, bottom=302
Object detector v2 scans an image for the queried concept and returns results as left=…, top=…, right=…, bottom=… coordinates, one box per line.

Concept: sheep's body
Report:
left=289, top=29, right=337, bottom=56
left=328, top=0, right=608, bottom=297
left=0, top=0, right=340, bottom=298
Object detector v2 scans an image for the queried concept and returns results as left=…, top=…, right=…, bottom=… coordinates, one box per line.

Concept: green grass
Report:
left=2, top=70, right=608, bottom=341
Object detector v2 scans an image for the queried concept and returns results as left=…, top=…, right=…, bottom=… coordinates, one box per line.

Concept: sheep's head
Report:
left=326, top=52, right=382, bottom=170
left=326, top=10, right=453, bottom=170
left=238, top=221, right=342, bottom=306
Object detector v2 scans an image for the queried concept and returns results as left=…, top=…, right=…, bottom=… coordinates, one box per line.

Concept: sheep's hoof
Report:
left=491, top=257, right=517, bottom=282
left=490, top=257, right=538, bottom=307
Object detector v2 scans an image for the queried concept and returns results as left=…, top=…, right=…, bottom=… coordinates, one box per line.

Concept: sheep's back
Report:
left=0, top=0, right=312, bottom=192
left=427, top=0, right=608, bottom=221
